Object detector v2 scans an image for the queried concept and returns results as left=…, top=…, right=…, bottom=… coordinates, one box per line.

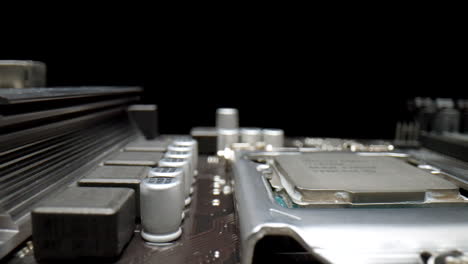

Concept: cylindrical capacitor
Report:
left=217, top=128, right=239, bottom=151
left=262, top=128, right=284, bottom=148
left=141, top=167, right=184, bottom=243
left=158, top=157, right=192, bottom=205
left=165, top=151, right=194, bottom=187
left=240, top=127, right=262, bottom=144
left=167, top=144, right=196, bottom=174
left=433, top=98, right=460, bottom=134
left=172, top=138, right=198, bottom=172
left=216, top=108, right=239, bottom=129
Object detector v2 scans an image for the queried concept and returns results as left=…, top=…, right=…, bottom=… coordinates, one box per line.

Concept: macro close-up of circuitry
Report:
left=2, top=60, right=468, bottom=264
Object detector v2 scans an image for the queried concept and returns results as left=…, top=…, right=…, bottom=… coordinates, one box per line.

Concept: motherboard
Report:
left=2, top=61, right=468, bottom=264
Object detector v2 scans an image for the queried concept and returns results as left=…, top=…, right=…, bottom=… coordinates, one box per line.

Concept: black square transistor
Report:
left=104, top=151, right=163, bottom=167
left=32, top=187, right=135, bottom=260
left=78, top=165, right=149, bottom=216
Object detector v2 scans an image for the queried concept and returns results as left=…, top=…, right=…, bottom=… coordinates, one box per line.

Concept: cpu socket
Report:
left=234, top=150, right=468, bottom=264
left=266, top=152, right=465, bottom=207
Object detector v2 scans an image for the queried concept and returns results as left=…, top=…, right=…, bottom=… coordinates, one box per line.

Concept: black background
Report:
left=2, top=18, right=465, bottom=139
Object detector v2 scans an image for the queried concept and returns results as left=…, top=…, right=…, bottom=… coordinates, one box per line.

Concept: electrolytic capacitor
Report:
left=240, top=128, right=262, bottom=144
left=216, top=108, right=239, bottom=129
left=140, top=167, right=184, bottom=243
left=262, top=128, right=284, bottom=148
left=217, top=129, right=239, bottom=151
left=172, top=138, right=198, bottom=173
left=165, top=151, right=194, bottom=186
left=158, top=157, right=192, bottom=205
left=167, top=144, right=196, bottom=174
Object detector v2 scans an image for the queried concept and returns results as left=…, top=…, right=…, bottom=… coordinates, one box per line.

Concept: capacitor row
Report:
left=140, top=138, right=198, bottom=243
left=217, top=127, right=285, bottom=151
left=215, top=108, right=284, bottom=150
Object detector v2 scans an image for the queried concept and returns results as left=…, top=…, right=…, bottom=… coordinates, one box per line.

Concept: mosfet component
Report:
left=158, top=157, right=193, bottom=205
left=127, top=104, right=159, bottom=139
left=191, top=127, right=217, bottom=154
left=104, top=151, right=163, bottom=167
left=78, top=166, right=150, bottom=216
left=141, top=167, right=185, bottom=243
left=124, top=137, right=173, bottom=152
left=32, top=187, right=135, bottom=260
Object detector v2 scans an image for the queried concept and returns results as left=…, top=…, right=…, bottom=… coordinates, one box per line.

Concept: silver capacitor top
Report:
left=216, top=108, right=239, bottom=129
left=240, top=127, right=262, bottom=144
left=164, top=151, right=192, bottom=160
left=217, top=128, right=239, bottom=151
left=147, top=166, right=184, bottom=178
left=172, top=138, right=198, bottom=171
left=167, top=144, right=191, bottom=152
left=167, top=144, right=197, bottom=172
left=141, top=167, right=184, bottom=243
left=164, top=151, right=194, bottom=181
left=158, top=157, right=192, bottom=205
left=262, top=128, right=284, bottom=148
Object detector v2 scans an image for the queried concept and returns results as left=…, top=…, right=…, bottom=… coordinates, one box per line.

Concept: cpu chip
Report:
left=274, top=153, right=458, bottom=204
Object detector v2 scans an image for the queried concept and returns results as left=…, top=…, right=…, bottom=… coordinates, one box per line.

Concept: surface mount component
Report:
left=78, top=165, right=150, bottom=215
left=31, top=187, right=135, bottom=260
left=104, top=151, right=163, bottom=166
left=190, top=127, right=217, bottom=154
left=140, top=168, right=185, bottom=243
left=275, top=152, right=459, bottom=204
left=124, top=136, right=172, bottom=152
left=127, top=104, right=159, bottom=139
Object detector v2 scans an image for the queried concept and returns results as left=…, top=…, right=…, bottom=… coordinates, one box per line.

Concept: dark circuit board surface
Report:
left=3, top=156, right=240, bottom=264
